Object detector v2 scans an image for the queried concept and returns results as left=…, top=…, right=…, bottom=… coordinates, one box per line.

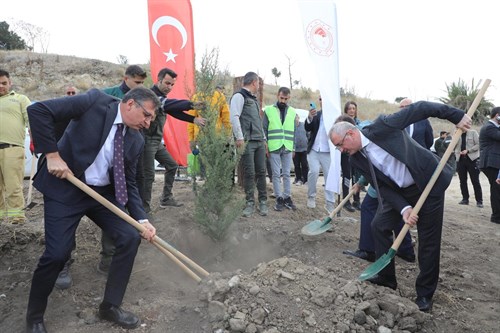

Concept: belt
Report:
left=0, top=143, right=20, bottom=149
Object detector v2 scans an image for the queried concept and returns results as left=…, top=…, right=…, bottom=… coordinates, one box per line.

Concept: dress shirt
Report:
left=360, top=133, right=414, bottom=188
left=85, top=106, right=124, bottom=186
left=406, top=123, right=414, bottom=136
left=310, top=113, right=330, bottom=153
left=360, top=132, right=415, bottom=215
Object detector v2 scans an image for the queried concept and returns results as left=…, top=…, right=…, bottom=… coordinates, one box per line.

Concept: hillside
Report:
left=1, top=50, right=399, bottom=117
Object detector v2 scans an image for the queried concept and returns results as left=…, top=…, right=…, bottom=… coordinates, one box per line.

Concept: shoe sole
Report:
left=54, top=281, right=72, bottom=290
left=99, top=313, right=140, bottom=329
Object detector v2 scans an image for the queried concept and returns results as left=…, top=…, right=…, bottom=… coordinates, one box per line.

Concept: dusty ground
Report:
left=1, top=171, right=499, bottom=333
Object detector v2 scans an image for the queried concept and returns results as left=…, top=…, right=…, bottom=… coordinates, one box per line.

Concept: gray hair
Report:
left=329, top=121, right=356, bottom=139
left=243, top=71, right=259, bottom=86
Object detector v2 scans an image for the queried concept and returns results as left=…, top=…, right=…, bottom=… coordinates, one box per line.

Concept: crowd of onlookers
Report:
left=1, top=66, right=499, bottom=332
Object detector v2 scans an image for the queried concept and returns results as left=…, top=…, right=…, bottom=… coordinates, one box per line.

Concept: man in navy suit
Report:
left=25, top=87, right=160, bottom=333
left=329, top=101, right=471, bottom=312
left=479, top=107, right=500, bottom=224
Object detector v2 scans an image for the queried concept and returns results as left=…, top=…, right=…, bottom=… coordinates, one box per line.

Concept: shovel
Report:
left=25, top=155, right=39, bottom=210
left=66, top=174, right=210, bottom=283
left=301, top=187, right=356, bottom=236
left=359, top=78, right=491, bottom=281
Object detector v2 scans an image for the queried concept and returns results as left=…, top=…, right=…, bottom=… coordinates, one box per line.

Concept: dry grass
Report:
left=2, top=49, right=452, bottom=138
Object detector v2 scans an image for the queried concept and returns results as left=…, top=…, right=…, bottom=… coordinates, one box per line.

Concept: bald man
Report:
left=330, top=101, right=471, bottom=312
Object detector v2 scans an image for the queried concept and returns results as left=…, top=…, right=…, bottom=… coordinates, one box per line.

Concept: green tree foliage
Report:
left=271, top=67, right=281, bottom=85
left=439, top=79, right=494, bottom=124
left=0, top=21, right=27, bottom=50
left=192, top=48, right=244, bottom=241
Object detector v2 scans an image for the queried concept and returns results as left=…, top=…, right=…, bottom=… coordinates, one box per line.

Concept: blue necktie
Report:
left=113, top=124, right=127, bottom=206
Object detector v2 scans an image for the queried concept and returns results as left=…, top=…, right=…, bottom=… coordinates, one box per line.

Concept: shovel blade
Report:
left=301, top=216, right=333, bottom=236
left=358, top=248, right=397, bottom=281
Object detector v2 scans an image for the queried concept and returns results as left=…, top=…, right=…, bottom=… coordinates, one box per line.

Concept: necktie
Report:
left=113, top=124, right=128, bottom=206
left=362, top=148, right=383, bottom=207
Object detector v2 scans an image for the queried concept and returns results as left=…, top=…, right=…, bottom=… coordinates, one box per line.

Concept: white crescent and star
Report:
left=151, top=16, right=188, bottom=63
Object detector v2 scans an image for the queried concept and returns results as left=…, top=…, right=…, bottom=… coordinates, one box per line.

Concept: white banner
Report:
left=298, top=0, right=342, bottom=194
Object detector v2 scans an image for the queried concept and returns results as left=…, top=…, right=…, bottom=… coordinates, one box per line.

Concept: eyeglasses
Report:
left=66, top=91, right=76, bottom=95
left=334, top=132, right=349, bottom=150
left=135, top=101, right=154, bottom=119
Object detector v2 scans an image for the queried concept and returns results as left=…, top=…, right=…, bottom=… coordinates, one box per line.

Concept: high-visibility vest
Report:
left=264, top=105, right=296, bottom=152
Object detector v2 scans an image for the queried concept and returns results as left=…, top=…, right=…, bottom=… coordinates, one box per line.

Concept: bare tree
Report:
left=116, top=55, right=128, bottom=64
left=10, top=20, right=49, bottom=53
left=285, top=54, right=297, bottom=89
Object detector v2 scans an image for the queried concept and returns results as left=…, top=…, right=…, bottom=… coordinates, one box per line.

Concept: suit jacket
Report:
left=454, top=129, right=480, bottom=161
left=411, top=119, right=434, bottom=149
left=28, top=88, right=147, bottom=220
left=350, top=101, right=464, bottom=213
left=479, top=120, right=500, bottom=170
left=304, top=110, right=324, bottom=153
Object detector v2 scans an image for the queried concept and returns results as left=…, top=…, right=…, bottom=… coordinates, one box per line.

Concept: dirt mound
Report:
left=1, top=175, right=499, bottom=333
left=199, top=257, right=432, bottom=333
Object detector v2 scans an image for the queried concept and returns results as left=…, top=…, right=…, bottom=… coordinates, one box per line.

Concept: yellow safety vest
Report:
left=264, top=105, right=296, bottom=152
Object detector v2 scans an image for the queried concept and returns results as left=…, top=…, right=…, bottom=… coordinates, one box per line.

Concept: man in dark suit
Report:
left=329, top=101, right=471, bottom=312
left=343, top=99, right=435, bottom=264
left=25, top=87, right=160, bottom=333
left=479, top=107, right=500, bottom=224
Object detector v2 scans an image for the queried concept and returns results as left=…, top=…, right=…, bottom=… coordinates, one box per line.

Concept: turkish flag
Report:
left=147, top=0, right=195, bottom=166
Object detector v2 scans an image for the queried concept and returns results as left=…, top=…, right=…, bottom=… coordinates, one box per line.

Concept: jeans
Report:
left=269, top=148, right=292, bottom=198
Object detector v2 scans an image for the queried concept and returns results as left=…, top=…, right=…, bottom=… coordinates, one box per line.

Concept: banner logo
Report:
left=305, top=19, right=334, bottom=57
left=151, top=16, right=188, bottom=63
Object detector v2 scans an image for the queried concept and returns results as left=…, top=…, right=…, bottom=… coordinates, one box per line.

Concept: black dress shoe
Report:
left=344, top=202, right=356, bottom=212
left=352, top=201, right=361, bottom=211
left=365, top=274, right=397, bottom=290
left=415, top=296, right=433, bottom=312
left=26, top=322, right=47, bottom=333
left=490, top=217, right=500, bottom=224
left=458, top=199, right=469, bottom=205
left=343, top=249, right=376, bottom=262
left=99, top=304, right=140, bottom=329
left=396, top=252, right=416, bottom=263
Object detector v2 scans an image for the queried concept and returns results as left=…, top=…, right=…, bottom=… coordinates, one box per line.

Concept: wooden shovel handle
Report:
left=331, top=187, right=356, bottom=218
left=392, top=79, right=491, bottom=250
left=26, top=155, right=37, bottom=205
left=66, top=174, right=209, bottom=280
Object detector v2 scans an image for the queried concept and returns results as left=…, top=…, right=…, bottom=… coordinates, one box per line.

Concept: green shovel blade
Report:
left=301, top=216, right=333, bottom=236
left=358, top=248, right=397, bottom=280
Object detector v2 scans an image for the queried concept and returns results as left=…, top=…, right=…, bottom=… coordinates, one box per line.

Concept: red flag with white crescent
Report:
left=147, top=0, right=195, bottom=166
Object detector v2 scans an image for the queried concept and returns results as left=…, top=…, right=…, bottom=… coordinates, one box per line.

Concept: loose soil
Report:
left=1, top=172, right=499, bottom=332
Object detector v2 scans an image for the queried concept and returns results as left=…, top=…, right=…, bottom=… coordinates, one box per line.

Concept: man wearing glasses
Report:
left=329, top=101, right=471, bottom=313
left=64, top=85, right=78, bottom=96
left=26, top=87, right=160, bottom=332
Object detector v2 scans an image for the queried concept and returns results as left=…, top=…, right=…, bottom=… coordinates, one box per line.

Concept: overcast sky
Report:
left=2, top=0, right=498, bottom=105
